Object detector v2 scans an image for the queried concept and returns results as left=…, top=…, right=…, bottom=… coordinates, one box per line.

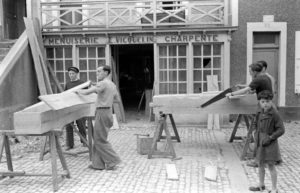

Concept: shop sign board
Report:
left=44, top=34, right=221, bottom=46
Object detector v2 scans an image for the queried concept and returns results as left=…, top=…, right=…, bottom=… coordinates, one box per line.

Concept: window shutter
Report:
left=295, top=32, right=300, bottom=94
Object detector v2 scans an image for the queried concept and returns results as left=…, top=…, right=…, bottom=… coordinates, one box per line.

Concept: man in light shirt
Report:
left=76, top=65, right=121, bottom=170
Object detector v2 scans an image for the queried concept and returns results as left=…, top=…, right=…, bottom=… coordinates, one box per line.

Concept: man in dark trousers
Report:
left=65, top=66, right=87, bottom=150
left=75, top=65, right=121, bottom=170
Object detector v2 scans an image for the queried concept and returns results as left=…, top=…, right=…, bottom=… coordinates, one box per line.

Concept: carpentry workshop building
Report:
left=0, top=0, right=299, bottom=126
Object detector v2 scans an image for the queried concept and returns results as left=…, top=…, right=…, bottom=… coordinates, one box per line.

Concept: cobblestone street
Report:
left=0, top=120, right=299, bottom=193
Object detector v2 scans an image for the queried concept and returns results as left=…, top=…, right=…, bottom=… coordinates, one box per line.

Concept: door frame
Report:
left=247, top=22, right=287, bottom=107
left=0, top=0, right=4, bottom=39
left=252, top=47, right=279, bottom=104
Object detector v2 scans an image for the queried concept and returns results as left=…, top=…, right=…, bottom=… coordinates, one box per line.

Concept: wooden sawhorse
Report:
left=148, top=113, right=181, bottom=160
left=39, top=117, right=94, bottom=161
left=0, top=130, right=70, bottom=192
left=229, top=114, right=256, bottom=160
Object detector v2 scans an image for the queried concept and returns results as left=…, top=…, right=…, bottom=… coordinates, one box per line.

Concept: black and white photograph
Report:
left=0, top=0, right=300, bottom=192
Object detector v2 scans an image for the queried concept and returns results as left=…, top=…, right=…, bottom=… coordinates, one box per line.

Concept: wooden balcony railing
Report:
left=41, top=0, right=231, bottom=32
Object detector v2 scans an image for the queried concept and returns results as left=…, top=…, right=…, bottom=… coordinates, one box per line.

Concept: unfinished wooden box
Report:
left=152, top=93, right=258, bottom=115
left=14, top=102, right=95, bottom=135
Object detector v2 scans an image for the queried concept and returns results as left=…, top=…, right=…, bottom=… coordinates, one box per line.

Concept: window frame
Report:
left=158, top=43, right=188, bottom=94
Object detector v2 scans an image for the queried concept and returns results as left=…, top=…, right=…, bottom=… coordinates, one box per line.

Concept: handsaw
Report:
left=200, top=87, right=233, bottom=108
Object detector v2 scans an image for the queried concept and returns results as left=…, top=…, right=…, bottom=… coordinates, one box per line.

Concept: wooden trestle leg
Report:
left=0, top=135, right=4, bottom=163
left=87, top=117, right=94, bottom=161
left=0, top=131, right=70, bottom=192
left=157, top=114, right=181, bottom=142
left=39, top=136, right=48, bottom=161
left=240, top=115, right=256, bottom=160
left=229, top=114, right=251, bottom=142
left=40, top=118, right=94, bottom=160
left=148, top=113, right=177, bottom=159
left=49, top=132, right=58, bottom=191
left=55, top=133, right=70, bottom=179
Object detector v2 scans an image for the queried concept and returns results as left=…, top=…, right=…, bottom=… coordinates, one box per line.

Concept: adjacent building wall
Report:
left=231, top=0, right=300, bottom=107
left=0, top=46, right=38, bottom=130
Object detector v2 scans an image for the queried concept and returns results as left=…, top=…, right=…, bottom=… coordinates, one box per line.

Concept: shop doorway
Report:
left=112, top=44, right=154, bottom=116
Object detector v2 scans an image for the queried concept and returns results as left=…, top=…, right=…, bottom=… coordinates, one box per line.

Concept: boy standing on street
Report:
left=65, top=66, right=87, bottom=150
left=249, top=90, right=285, bottom=193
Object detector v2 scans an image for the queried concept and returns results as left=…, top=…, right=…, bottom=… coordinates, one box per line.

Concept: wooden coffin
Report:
left=13, top=81, right=96, bottom=135
left=152, top=93, right=258, bottom=115
left=13, top=102, right=95, bottom=135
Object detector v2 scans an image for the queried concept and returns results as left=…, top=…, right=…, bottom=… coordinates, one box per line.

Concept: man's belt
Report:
left=96, top=107, right=111, bottom=109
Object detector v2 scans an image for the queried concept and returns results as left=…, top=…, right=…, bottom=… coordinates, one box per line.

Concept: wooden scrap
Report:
left=204, top=165, right=218, bottom=181
left=166, top=164, right=179, bottom=180
left=111, top=114, right=120, bottom=130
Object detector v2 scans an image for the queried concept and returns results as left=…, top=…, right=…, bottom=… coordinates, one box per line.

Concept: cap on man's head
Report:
left=68, top=66, right=79, bottom=73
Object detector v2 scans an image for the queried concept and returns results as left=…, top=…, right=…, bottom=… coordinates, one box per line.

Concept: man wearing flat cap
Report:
left=65, top=66, right=87, bottom=150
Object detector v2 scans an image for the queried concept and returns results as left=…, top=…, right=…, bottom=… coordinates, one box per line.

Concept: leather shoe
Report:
left=247, top=160, right=258, bottom=168
left=88, top=165, right=104, bottom=170
left=268, top=190, right=278, bottom=193
left=106, top=165, right=117, bottom=170
left=65, top=146, right=73, bottom=151
left=249, top=185, right=265, bottom=191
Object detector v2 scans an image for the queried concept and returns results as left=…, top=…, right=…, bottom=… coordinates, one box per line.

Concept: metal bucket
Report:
left=135, top=134, right=153, bottom=155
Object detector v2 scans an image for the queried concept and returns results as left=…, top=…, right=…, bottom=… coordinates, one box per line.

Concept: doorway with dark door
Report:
left=112, top=44, right=154, bottom=121
left=253, top=32, right=279, bottom=105
left=1, top=0, right=26, bottom=39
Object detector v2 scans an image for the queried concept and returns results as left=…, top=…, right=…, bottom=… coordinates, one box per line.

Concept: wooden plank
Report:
left=39, top=81, right=93, bottom=110
left=49, top=132, right=58, bottom=191
left=31, top=18, right=53, bottom=94
left=20, top=81, right=90, bottom=112
left=166, top=164, right=179, bottom=180
left=0, top=32, right=28, bottom=86
left=152, top=93, right=257, bottom=115
left=4, top=135, right=13, bottom=171
left=39, top=92, right=96, bottom=110
left=47, top=61, right=64, bottom=93
left=24, top=17, right=52, bottom=94
left=111, top=114, right=120, bottom=130
left=0, top=135, right=4, bottom=163
left=55, top=135, right=70, bottom=178
left=204, top=165, right=218, bottom=181
left=207, top=75, right=220, bottom=130
left=32, top=17, right=63, bottom=93
left=87, top=117, right=93, bottom=161
left=24, top=18, right=48, bottom=95
left=111, top=57, right=126, bottom=122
